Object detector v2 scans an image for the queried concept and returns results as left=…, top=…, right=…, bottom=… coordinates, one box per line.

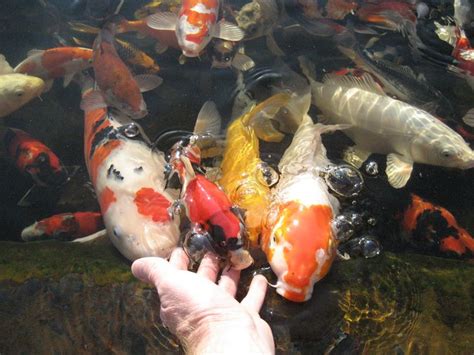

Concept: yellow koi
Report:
left=219, top=93, right=290, bottom=246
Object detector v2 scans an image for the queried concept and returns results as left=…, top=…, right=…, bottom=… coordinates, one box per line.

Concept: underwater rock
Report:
left=0, top=241, right=474, bottom=353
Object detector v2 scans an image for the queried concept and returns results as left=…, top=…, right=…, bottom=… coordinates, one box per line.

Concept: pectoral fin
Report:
left=343, top=146, right=371, bottom=168
left=134, top=74, right=163, bottom=92
left=63, top=73, right=75, bottom=87
left=154, top=41, right=169, bottom=54
left=232, top=53, right=255, bottom=71
left=385, top=153, right=413, bottom=189
left=212, top=21, right=244, bottom=41
left=146, top=12, right=178, bottom=30
left=462, top=108, right=474, bottom=127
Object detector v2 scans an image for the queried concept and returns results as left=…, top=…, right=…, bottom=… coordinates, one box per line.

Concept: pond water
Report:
left=0, top=0, right=473, bottom=354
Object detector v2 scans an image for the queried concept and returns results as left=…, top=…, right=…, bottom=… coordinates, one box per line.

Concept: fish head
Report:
left=1, top=74, right=45, bottom=117
left=412, top=133, right=474, bottom=170
left=176, top=16, right=212, bottom=57
left=262, top=201, right=336, bottom=302
left=26, top=151, right=68, bottom=187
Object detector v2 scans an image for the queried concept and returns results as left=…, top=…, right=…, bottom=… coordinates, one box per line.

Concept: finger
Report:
left=196, top=252, right=220, bottom=282
left=241, top=274, right=268, bottom=313
left=169, top=247, right=189, bottom=270
left=131, top=257, right=170, bottom=287
left=218, top=267, right=240, bottom=297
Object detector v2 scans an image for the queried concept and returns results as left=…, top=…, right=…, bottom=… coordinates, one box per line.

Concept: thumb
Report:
left=131, top=257, right=171, bottom=287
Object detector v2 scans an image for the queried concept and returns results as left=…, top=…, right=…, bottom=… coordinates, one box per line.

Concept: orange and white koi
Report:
left=21, top=212, right=104, bottom=241
left=92, top=21, right=162, bottom=119
left=78, top=74, right=180, bottom=260
left=261, top=116, right=341, bottom=302
left=14, top=47, right=93, bottom=89
left=146, top=0, right=244, bottom=57
left=401, top=194, right=474, bottom=257
left=3, top=127, right=68, bottom=187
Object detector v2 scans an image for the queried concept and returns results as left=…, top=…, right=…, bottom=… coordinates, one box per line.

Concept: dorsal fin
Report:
left=27, top=49, right=45, bottom=57
left=0, top=54, right=13, bottom=74
left=322, top=73, right=386, bottom=96
left=194, top=101, right=222, bottom=136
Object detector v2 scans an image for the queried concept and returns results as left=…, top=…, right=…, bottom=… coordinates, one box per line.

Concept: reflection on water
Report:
left=1, top=0, right=474, bottom=353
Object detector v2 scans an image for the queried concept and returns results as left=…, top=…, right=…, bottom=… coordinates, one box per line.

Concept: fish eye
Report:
left=15, top=90, right=24, bottom=97
left=440, top=148, right=455, bottom=159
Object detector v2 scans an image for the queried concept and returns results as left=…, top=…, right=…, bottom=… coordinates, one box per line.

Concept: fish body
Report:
left=219, top=94, right=290, bottom=246
left=92, top=23, right=148, bottom=119
left=21, top=212, right=104, bottom=241
left=336, top=38, right=454, bottom=117
left=14, top=47, right=93, bottom=87
left=0, top=55, right=44, bottom=118
left=116, top=18, right=180, bottom=50
left=115, top=39, right=161, bottom=74
left=308, top=73, right=474, bottom=188
left=168, top=139, right=253, bottom=270
left=146, top=0, right=244, bottom=57
left=176, top=0, right=220, bottom=57
left=3, top=127, right=67, bottom=186
left=79, top=75, right=180, bottom=261
left=401, top=194, right=474, bottom=257
left=261, top=116, right=340, bottom=302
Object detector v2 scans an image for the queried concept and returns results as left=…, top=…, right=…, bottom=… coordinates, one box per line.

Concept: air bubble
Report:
left=365, top=161, right=379, bottom=176
left=325, top=164, right=364, bottom=197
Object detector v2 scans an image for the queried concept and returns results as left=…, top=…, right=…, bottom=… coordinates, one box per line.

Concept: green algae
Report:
left=0, top=240, right=135, bottom=285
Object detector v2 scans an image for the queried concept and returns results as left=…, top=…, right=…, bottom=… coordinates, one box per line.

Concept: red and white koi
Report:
left=21, top=212, right=104, bottom=241
left=3, top=127, right=68, bottom=187
left=14, top=47, right=93, bottom=90
left=261, top=116, right=341, bottom=302
left=92, top=21, right=162, bottom=119
left=78, top=74, right=180, bottom=261
left=168, top=134, right=253, bottom=270
left=146, top=0, right=244, bottom=57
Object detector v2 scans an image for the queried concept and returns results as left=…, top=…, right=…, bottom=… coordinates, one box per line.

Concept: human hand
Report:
left=131, top=248, right=274, bottom=354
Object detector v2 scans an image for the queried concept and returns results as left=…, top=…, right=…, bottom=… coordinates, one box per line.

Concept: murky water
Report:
left=1, top=0, right=474, bottom=353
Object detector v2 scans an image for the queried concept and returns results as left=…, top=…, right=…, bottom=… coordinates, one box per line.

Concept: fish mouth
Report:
left=276, top=285, right=309, bottom=303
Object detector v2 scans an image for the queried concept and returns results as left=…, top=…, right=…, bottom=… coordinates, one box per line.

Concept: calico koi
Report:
left=401, top=194, right=474, bottom=257
left=21, top=212, right=104, bottom=241
left=167, top=104, right=253, bottom=269
left=79, top=74, right=179, bottom=260
left=3, top=127, right=68, bottom=187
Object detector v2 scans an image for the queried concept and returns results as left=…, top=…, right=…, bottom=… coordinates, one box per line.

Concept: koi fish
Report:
left=68, top=28, right=162, bottom=74
left=401, top=194, right=474, bottom=257
left=303, top=65, right=474, bottom=189
left=21, top=212, right=104, bottom=241
left=78, top=73, right=180, bottom=260
left=92, top=21, right=162, bottom=119
left=219, top=93, right=290, bottom=246
left=146, top=0, right=244, bottom=57
left=14, top=47, right=93, bottom=90
left=0, top=54, right=44, bottom=118
left=167, top=103, right=253, bottom=270
left=209, top=39, right=255, bottom=71
left=261, top=115, right=341, bottom=302
left=3, top=127, right=68, bottom=187
left=335, top=31, right=455, bottom=118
